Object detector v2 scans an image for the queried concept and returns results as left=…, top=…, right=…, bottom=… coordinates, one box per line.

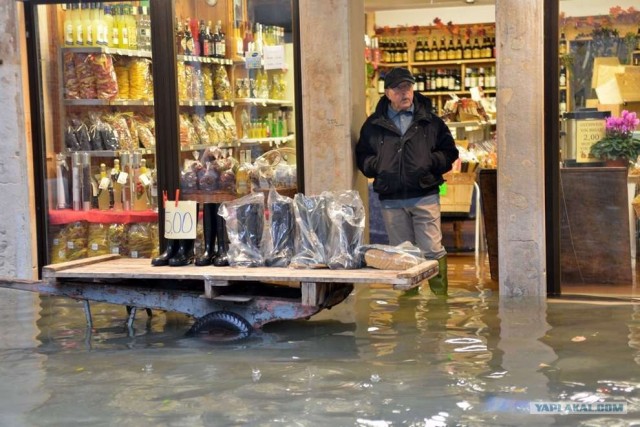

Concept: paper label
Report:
left=164, top=200, right=198, bottom=239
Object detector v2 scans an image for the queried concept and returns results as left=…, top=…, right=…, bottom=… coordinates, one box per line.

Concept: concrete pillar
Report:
left=496, top=0, right=547, bottom=296
left=298, top=0, right=366, bottom=194
left=0, top=0, right=36, bottom=279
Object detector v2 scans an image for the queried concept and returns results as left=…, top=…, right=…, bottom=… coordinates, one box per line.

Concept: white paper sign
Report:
left=164, top=200, right=198, bottom=239
left=263, top=45, right=286, bottom=70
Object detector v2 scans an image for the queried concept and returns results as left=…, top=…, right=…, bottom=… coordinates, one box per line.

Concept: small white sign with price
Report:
left=164, top=200, right=198, bottom=239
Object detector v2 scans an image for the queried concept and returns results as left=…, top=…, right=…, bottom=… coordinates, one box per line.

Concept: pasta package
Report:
left=92, top=53, right=119, bottom=100
left=108, top=223, right=127, bottom=256
left=88, top=223, right=109, bottom=256
left=127, top=223, right=154, bottom=258
left=63, top=221, right=89, bottom=261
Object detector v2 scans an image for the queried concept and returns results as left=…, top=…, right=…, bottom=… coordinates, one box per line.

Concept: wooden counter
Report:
left=559, top=166, right=632, bottom=284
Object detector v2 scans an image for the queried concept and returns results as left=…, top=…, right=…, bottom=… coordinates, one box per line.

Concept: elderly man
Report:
left=356, top=67, right=459, bottom=295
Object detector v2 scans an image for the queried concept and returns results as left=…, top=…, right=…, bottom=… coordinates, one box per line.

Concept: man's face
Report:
left=385, top=81, right=414, bottom=111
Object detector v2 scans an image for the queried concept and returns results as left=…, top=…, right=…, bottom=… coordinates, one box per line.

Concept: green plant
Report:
left=590, top=110, right=640, bottom=162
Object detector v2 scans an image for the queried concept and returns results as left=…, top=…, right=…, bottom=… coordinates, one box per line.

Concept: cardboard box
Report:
left=441, top=172, right=475, bottom=213
left=594, top=60, right=640, bottom=116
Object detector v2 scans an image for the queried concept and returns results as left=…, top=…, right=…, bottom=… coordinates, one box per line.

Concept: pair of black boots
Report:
left=151, top=203, right=229, bottom=267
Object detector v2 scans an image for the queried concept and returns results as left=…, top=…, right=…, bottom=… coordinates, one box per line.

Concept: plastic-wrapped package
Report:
left=87, top=223, right=109, bottom=256
left=50, top=226, right=67, bottom=264
left=180, top=159, right=202, bottom=191
left=127, top=222, right=154, bottom=258
left=202, top=64, right=214, bottom=100
left=108, top=223, right=127, bottom=256
left=135, top=115, right=156, bottom=149
left=115, top=62, right=130, bottom=99
left=192, top=114, right=210, bottom=145
left=198, top=162, right=220, bottom=192
left=104, top=113, right=134, bottom=151
left=191, top=65, right=204, bottom=100
left=184, top=64, right=195, bottom=100
left=264, top=188, right=296, bottom=267
left=213, top=65, right=233, bottom=100
left=68, top=117, right=92, bottom=151
left=98, top=118, right=120, bottom=151
left=219, top=192, right=265, bottom=267
left=356, top=241, right=424, bottom=270
left=290, top=193, right=333, bottom=269
left=87, top=112, right=105, bottom=150
left=129, top=59, right=153, bottom=100
left=75, top=53, right=97, bottom=99
left=177, top=62, right=188, bottom=101
left=179, top=113, right=199, bottom=147
left=92, top=53, right=119, bottom=100
left=64, top=120, right=82, bottom=151
left=63, top=52, right=80, bottom=99
left=63, top=221, right=89, bottom=261
left=148, top=223, right=159, bottom=259
left=326, top=190, right=365, bottom=270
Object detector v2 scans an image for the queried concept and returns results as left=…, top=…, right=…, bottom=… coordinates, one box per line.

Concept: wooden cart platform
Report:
left=0, top=254, right=438, bottom=336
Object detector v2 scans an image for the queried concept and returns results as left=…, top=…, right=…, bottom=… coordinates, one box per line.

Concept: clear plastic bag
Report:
left=290, top=193, right=333, bottom=269
left=356, top=241, right=424, bottom=270
left=326, top=190, right=365, bottom=270
left=219, top=192, right=265, bottom=267
left=263, top=187, right=296, bottom=267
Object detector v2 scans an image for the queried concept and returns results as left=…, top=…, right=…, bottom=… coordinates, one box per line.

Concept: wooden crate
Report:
left=441, top=172, right=475, bottom=213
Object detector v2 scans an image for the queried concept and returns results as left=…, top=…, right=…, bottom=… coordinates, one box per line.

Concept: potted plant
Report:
left=589, top=110, right=640, bottom=167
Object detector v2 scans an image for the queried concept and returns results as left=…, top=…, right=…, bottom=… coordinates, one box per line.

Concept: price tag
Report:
left=117, top=171, right=128, bottom=185
left=139, top=173, right=151, bottom=186
left=164, top=200, right=198, bottom=239
left=245, top=51, right=262, bottom=69
left=263, top=45, right=285, bottom=70
left=99, top=177, right=111, bottom=190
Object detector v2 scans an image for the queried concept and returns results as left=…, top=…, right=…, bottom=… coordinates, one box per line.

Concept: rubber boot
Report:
left=151, top=238, right=179, bottom=266
left=212, top=212, right=229, bottom=266
left=196, top=203, right=218, bottom=266
left=169, top=239, right=195, bottom=266
left=428, top=256, right=448, bottom=296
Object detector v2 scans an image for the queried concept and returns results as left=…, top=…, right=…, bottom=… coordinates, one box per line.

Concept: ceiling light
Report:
left=466, top=0, right=475, bottom=3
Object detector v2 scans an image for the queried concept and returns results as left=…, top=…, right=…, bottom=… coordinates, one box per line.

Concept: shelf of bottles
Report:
left=370, top=24, right=497, bottom=115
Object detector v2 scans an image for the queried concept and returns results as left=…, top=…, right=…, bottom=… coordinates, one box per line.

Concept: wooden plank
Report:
left=45, top=256, right=439, bottom=289
left=203, top=279, right=230, bottom=298
left=42, top=254, right=121, bottom=281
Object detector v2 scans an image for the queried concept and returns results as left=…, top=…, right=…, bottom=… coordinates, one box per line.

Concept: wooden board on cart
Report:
left=42, top=254, right=439, bottom=293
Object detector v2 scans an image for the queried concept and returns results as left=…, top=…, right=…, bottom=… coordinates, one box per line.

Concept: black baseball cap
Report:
left=384, top=68, right=416, bottom=89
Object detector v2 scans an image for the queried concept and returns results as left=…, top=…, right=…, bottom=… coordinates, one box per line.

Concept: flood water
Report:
left=0, top=284, right=639, bottom=426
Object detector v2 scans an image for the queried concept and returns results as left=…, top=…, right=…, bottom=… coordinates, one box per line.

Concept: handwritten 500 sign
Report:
left=164, top=201, right=198, bottom=239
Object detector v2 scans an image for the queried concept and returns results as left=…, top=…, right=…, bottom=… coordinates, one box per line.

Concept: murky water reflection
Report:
left=0, top=286, right=638, bottom=426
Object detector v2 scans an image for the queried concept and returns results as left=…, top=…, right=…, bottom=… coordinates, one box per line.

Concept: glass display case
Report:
left=25, top=0, right=301, bottom=271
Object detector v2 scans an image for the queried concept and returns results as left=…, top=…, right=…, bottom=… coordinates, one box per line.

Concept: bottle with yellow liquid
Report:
left=118, top=4, right=130, bottom=49
left=73, top=2, right=84, bottom=46
left=128, top=4, right=138, bottom=50
left=111, top=159, right=123, bottom=210
left=103, top=4, right=114, bottom=47
left=97, top=163, right=112, bottom=211
left=132, top=154, right=150, bottom=211
left=111, top=4, right=121, bottom=48
left=82, top=2, right=94, bottom=47
left=63, top=4, right=74, bottom=46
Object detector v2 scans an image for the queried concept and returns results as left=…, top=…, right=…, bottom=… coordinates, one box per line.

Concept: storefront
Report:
left=4, top=0, right=639, bottom=296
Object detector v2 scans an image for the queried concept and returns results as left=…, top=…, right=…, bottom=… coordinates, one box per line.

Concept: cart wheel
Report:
left=186, top=311, right=252, bottom=341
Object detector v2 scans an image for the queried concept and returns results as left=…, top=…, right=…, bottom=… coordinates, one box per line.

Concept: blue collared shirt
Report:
left=387, top=104, right=414, bottom=136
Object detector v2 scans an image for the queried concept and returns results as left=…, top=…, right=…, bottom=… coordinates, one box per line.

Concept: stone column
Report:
left=298, top=0, right=366, bottom=195
left=0, top=0, right=36, bottom=279
left=496, top=0, right=546, bottom=295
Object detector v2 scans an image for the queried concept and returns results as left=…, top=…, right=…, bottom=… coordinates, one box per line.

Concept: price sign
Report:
left=576, top=120, right=606, bottom=163
left=263, top=45, right=285, bottom=70
left=245, top=51, right=262, bottom=69
left=164, top=200, right=198, bottom=239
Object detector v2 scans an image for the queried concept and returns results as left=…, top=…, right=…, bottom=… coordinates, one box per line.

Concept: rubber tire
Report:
left=186, top=311, right=252, bottom=341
